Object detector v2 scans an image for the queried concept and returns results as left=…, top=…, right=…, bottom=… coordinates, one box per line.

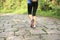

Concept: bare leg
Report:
left=28, top=14, right=37, bottom=27
left=28, top=14, right=32, bottom=20
left=33, top=16, right=37, bottom=27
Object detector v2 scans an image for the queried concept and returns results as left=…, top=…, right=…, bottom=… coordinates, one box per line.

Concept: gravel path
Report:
left=0, top=14, right=60, bottom=40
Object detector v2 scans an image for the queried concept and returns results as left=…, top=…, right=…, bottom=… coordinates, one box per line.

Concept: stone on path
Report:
left=0, top=14, right=60, bottom=40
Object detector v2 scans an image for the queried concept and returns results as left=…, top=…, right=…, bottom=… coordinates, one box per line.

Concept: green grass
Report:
left=37, top=10, right=60, bottom=19
left=0, top=9, right=60, bottom=19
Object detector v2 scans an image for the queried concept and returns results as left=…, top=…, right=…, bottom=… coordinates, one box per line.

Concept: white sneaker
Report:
left=33, top=25, right=36, bottom=28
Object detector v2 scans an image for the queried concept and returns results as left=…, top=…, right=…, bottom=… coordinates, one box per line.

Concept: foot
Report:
left=30, top=19, right=35, bottom=28
left=33, top=25, right=36, bottom=28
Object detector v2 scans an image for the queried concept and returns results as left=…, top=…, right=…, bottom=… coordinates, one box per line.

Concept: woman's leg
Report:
left=28, top=4, right=32, bottom=20
left=32, top=2, right=38, bottom=27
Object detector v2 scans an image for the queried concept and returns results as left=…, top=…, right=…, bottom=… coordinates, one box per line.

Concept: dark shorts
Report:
left=28, top=2, right=38, bottom=16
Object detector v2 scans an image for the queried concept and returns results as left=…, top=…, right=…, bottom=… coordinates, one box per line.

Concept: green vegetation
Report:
left=37, top=0, right=60, bottom=19
left=0, top=0, right=27, bottom=14
left=0, top=0, right=60, bottom=19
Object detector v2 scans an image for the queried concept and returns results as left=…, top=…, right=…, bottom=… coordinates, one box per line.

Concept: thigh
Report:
left=32, top=2, right=38, bottom=16
left=28, top=4, right=32, bottom=14
left=32, top=2, right=38, bottom=9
